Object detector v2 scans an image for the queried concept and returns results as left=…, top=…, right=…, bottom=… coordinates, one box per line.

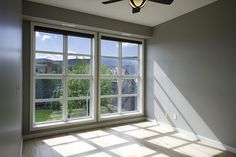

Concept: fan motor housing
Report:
left=129, top=0, right=148, bottom=9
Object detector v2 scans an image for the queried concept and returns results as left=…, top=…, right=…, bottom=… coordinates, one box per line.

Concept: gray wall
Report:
left=0, top=0, right=22, bottom=157
left=146, top=0, right=236, bottom=148
left=22, top=1, right=152, bottom=38
left=22, top=20, right=31, bottom=136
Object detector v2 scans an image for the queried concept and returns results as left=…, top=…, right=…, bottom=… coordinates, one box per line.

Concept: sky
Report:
left=35, top=31, right=139, bottom=61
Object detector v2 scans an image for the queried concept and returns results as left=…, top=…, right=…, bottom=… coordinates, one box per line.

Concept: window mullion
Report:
left=118, top=42, right=122, bottom=114
left=138, top=44, right=141, bottom=112
left=63, top=35, right=68, bottom=121
left=32, top=30, right=36, bottom=125
left=90, top=37, right=95, bottom=118
left=35, top=50, right=63, bottom=55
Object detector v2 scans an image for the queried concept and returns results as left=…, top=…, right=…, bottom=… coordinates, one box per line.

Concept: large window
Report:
left=32, top=25, right=95, bottom=126
left=31, top=23, right=143, bottom=129
left=99, top=36, right=143, bottom=118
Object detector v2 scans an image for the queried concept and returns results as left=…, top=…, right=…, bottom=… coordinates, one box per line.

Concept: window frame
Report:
left=30, top=22, right=144, bottom=131
left=98, top=33, right=144, bottom=121
left=30, top=22, right=97, bottom=131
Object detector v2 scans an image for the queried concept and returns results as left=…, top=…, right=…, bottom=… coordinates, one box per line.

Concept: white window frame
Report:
left=30, top=22, right=144, bottom=131
left=98, top=33, right=144, bottom=121
left=30, top=22, right=97, bottom=131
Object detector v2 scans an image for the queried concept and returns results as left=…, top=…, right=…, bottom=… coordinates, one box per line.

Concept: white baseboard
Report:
left=23, top=116, right=145, bottom=140
left=20, top=137, right=23, bottom=157
left=146, top=118, right=236, bottom=154
left=145, top=117, right=158, bottom=123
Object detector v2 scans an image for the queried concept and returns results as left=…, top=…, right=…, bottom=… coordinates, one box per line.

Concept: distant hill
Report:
left=36, top=58, right=137, bottom=75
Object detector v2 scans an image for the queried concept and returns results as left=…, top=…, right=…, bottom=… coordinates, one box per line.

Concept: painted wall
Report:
left=22, top=1, right=152, bottom=38
left=0, top=0, right=22, bottom=157
left=22, top=20, right=31, bottom=136
left=146, top=0, right=236, bottom=148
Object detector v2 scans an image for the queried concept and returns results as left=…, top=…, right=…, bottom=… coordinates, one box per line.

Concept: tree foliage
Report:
left=67, top=59, right=113, bottom=118
left=67, top=60, right=91, bottom=118
left=36, top=58, right=113, bottom=119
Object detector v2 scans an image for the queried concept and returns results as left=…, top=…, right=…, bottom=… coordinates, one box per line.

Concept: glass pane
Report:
left=101, top=98, right=118, bottom=114
left=122, top=59, right=138, bottom=75
left=36, top=79, right=63, bottom=99
left=68, top=55, right=90, bottom=74
left=122, top=96, right=137, bottom=112
left=101, top=40, right=118, bottom=57
left=101, top=57, right=118, bottom=75
left=35, top=53, right=63, bottom=74
left=35, top=31, right=63, bottom=52
left=68, top=99, right=90, bottom=119
left=35, top=101, right=62, bottom=122
left=122, top=42, right=138, bottom=57
left=101, top=79, right=118, bottom=95
left=68, top=79, right=90, bottom=97
left=68, top=36, right=91, bottom=55
left=122, top=79, right=137, bottom=94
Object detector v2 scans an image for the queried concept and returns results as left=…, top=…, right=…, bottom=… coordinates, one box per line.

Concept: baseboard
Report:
left=23, top=116, right=145, bottom=140
left=146, top=118, right=236, bottom=154
left=20, top=137, right=23, bottom=157
left=145, top=117, right=158, bottom=123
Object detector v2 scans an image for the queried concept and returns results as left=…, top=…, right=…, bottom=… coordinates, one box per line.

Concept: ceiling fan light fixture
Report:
left=129, top=0, right=148, bottom=9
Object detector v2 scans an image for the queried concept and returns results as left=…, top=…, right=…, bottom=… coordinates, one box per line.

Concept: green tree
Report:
left=100, top=64, right=117, bottom=114
left=67, top=59, right=113, bottom=118
left=67, top=60, right=90, bottom=118
left=47, top=58, right=114, bottom=118
left=68, top=59, right=90, bottom=75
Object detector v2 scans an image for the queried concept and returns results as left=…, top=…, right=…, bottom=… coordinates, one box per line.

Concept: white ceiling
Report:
left=27, top=0, right=218, bottom=27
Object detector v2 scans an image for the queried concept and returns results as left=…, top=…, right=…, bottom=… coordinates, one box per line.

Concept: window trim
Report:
left=30, top=22, right=144, bottom=131
left=98, top=33, right=144, bottom=121
left=30, top=22, right=98, bottom=131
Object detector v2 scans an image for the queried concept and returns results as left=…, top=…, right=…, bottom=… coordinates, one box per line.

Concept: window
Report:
left=32, top=25, right=95, bottom=126
left=99, top=36, right=143, bottom=118
left=31, top=23, right=144, bottom=129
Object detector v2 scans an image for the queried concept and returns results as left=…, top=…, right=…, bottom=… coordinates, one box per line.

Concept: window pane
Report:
left=68, top=36, right=91, bottom=55
left=68, top=100, right=90, bottom=119
left=68, top=55, right=90, bottom=74
left=101, top=57, right=118, bottom=75
left=122, top=79, right=137, bottom=94
left=35, top=31, right=63, bottom=52
left=101, top=79, right=118, bottom=95
left=101, top=98, right=118, bottom=114
left=122, top=42, right=138, bottom=57
left=36, top=79, right=63, bottom=99
left=68, top=79, right=90, bottom=97
left=122, top=59, right=138, bottom=75
left=101, top=40, right=118, bottom=57
left=35, top=53, right=63, bottom=74
left=35, top=101, right=62, bottom=122
left=122, top=96, right=137, bottom=112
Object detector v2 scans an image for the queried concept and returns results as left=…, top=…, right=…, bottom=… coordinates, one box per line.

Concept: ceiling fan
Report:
left=102, top=0, right=174, bottom=14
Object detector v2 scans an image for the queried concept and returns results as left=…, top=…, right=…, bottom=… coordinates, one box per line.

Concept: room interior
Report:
left=0, top=0, right=236, bottom=157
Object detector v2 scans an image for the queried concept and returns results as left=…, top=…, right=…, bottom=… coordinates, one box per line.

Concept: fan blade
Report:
left=149, top=0, right=174, bottom=5
left=132, top=7, right=140, bottom=14
left=102, top=0, right=123, bottom=4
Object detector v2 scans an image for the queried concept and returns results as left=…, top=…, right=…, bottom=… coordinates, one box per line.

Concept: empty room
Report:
left=0, top=0, right=236, bottom=157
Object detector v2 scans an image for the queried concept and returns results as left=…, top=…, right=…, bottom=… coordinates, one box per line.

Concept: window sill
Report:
left=100, top=111, right=143, bottom=121
left=31, top=117, right=95, bottom=131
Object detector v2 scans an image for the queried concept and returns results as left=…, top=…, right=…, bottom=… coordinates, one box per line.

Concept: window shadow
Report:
left=152, top=60, right=236, bottom=154
left=23, top=121, right=236, bottom=157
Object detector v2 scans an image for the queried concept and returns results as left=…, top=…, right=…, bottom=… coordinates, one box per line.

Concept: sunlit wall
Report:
left=146, top=0, right=236, bottom=149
